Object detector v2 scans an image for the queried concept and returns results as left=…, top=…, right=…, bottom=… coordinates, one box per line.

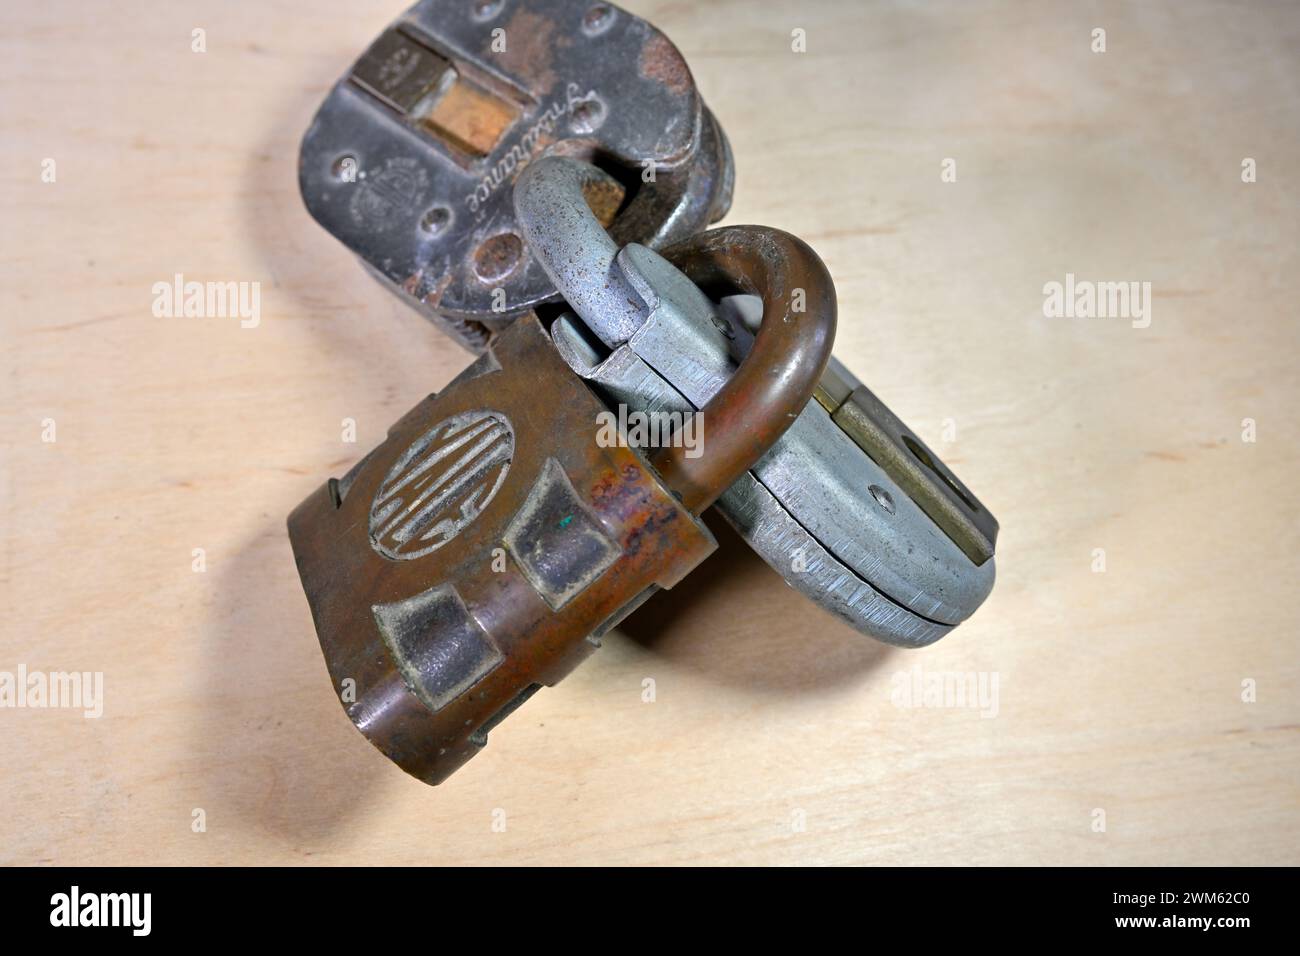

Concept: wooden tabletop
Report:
left=3, top=0, right=1297, bottom=865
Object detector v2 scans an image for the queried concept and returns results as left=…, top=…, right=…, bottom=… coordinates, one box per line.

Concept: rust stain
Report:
left=472, top=233, right=523, bottom=282
left=580, top=176, right=625, bottom=227
left=421, top=79, right=519, bottom=157
left=496, top=9, right=557, bottom=93
left=589, top=463, right=679, bottom=559
left=421, top=272, right=454, bottom=308
left=1144, top=450, right=1186, bottom=463
left=638, top=34, right=691, bottom=96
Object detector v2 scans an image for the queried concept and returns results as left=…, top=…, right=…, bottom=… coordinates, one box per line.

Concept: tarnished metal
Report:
left=509, top=157, right=646, bottom=344
left=299, top=0, right=733, bottom=352
left=287, top=237, right=831, bottom=783
left=766, top=305, right=997, bottom=567
left=518, top=156, right=998, bottom=646
left=644, top=228, right=836, bottom=513
left=289, top=317, right=711, bottom=784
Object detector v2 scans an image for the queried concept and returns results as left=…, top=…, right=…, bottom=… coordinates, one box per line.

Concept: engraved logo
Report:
left=349, top=156, right=428, bottom=232
left=369, top=410, right=514, bottom=561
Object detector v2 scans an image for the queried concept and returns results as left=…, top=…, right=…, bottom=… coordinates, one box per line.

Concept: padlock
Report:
left=287, top=226, right=834, bottom=784
left=514, top=156, right=999, bottom=647
left=299, top=0, right=733, bottom=352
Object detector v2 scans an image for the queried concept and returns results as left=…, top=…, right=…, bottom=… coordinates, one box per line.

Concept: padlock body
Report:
left=288, top=316, right=716, bottom=784
left=299, top=0, right=733, bottom=351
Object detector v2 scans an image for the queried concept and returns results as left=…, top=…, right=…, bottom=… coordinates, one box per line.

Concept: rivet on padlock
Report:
left=287, top=227, right=833, bottom=784
left=514, top=156, right=998, bottom=647
left=298, top=0, right=734, bottom=352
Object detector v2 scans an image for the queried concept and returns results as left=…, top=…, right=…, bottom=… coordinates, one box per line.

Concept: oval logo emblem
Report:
left=348, top=156, right=427, bottom=233
left=369, top=409, right=514, bottom=561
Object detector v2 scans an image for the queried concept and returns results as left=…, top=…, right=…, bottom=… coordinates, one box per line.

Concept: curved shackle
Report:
left=652, top=226, right=837, bottom=512
left=514, top=155, right=838, bottom=514
left=513, top=156, right=645, bottom=346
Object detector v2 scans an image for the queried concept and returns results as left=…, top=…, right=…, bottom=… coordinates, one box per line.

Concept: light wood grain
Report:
left=2, top=0, right=1297, bottom=865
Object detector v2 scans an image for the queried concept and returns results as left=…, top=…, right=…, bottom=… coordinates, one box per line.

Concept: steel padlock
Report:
left=514, top=156, right=999, bottom=647
left=287, top=227, right=833, bottom=784
left=299, top=0, right=734, bottom=352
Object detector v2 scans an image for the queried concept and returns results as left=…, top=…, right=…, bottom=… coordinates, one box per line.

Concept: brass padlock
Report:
left=288, top=227, right=835, bottom=784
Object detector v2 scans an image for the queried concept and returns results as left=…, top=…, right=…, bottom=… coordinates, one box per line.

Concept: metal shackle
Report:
left=514, top=155, right=837, bottom=513
left=650, top=226, right=837, bottom=513
left=513, top=156, right=647, bottom=345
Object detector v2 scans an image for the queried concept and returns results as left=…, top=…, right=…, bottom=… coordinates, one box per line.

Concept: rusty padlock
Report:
left=287, top=226, right=834, bottom=784
left=299, top=0, right=733, bottom=352
left=517, top=157, right=998, bottom=647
